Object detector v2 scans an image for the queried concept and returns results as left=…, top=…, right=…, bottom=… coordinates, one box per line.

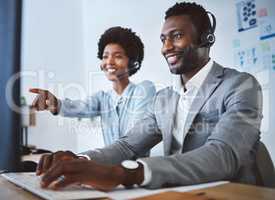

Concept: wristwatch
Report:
left=121, top=160, right=139, bottom=170
left=120, top=160, right=143, bottom=187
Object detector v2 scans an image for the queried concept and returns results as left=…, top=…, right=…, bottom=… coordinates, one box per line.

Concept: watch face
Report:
left=121, top=160, right=139, bottom=170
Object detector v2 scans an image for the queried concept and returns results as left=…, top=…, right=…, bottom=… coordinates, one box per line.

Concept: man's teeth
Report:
left=107, top=69, right=116, bottom=73
left=167, top=55, right=178, bottom=64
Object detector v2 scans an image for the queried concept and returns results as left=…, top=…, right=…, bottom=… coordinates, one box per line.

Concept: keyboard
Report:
left=2, top=172, right=107, bottom=200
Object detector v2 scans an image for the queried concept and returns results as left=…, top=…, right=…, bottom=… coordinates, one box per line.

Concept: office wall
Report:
left=22, top=0, right=275, bottom=162
left=21, top=0, right=85, bottom=152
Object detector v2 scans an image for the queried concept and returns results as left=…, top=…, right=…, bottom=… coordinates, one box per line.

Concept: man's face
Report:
left=160, top=15, right=201, bottom=74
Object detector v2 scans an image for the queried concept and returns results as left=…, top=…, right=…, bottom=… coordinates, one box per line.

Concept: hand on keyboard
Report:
left=40, top=159, right=125, bottom=192
left=36, top=151, right=79, bottom=175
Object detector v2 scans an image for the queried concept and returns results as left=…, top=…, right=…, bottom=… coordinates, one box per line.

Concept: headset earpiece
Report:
left=200, top=11, right=216, bottom=48
left=129, top=61, right=140, bottom=70
left=128, top=58, right=141, bottom=76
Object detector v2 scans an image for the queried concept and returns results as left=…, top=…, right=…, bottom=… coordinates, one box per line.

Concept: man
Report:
left=37, top=2, right=263, bottom=191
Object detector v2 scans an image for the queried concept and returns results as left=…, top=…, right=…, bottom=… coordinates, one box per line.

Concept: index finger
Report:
left=29, top=88, right=48, bottom=94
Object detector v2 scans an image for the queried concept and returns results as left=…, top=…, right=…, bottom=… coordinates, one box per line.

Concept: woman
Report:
left=30, top=26, right=156, bottom=146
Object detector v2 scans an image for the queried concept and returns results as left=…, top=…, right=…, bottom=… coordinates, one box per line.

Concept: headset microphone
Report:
left=116, top=61, right=140, bottom=79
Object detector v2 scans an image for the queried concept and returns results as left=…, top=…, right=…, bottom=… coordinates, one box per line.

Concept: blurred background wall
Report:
left=21, top=0, right=275, bottom=162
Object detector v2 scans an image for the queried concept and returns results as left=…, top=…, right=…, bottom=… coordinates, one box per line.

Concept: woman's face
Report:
left=101, top=43, right=129, bottom=81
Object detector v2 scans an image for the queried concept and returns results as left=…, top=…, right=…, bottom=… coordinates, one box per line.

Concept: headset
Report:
left=128, top=58, right=141, bottom=74
left=199, top=11, right=216, bottom=48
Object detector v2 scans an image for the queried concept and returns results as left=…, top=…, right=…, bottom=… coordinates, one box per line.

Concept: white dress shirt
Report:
left=138, top=59, right=214, bottom=186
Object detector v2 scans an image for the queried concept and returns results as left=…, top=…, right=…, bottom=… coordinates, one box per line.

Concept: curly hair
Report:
left=165, top=2, right=212, bottom=44
left=97, top=26, right=144, bottom=76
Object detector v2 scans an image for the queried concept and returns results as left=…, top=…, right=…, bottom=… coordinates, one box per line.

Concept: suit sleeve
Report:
left=80, top=93, right=162, bottom=165
left=139, top=73, right=263, bottom=188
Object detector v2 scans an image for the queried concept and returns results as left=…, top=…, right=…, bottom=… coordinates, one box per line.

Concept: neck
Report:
left=113, top=78, right=130, bottom=95
left=181, top=57, right=210, bottom=85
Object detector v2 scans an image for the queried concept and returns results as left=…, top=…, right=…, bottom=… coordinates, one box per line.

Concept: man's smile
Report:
left=165, top=52, right=183, bottom=66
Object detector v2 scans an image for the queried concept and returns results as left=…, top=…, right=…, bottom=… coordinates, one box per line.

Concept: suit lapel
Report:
left=182, top=62, right=224, bottom=135
left=163, top=89, right=180, bottom=155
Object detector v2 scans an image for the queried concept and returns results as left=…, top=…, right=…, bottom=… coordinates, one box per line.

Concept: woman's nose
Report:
left=106, top=56, right=114, bottom=65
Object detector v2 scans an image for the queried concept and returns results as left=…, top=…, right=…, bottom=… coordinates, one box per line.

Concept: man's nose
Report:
left=162, top=39, right=174, bottom=54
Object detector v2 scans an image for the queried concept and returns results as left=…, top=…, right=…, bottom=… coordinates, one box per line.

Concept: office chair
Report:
left=255, top=141, right=275, bottom=188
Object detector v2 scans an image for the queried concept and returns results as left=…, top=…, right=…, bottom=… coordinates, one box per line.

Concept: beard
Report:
left=167, top=46, right=200, bottom=75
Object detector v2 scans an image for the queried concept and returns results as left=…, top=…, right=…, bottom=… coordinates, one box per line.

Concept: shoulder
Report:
left=222, top=66, right=261, bottom=91
left=136, top=80, right=156, bottom=90
left=218, top=66, right=262, bottom=107
left=156, top=86, right=177, bottom=96
left=133, top=80, right=156, bottom=96
left=154, top=86, right=179, bottom=102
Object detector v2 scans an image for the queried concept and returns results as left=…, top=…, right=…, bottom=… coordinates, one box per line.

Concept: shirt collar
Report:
left=172, top=58, right=213, bottom=94
left=110, top=82, right=134, bottom=105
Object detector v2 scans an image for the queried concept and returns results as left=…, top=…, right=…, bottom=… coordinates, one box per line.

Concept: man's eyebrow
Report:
left=160, top=29, right=184, bottom=37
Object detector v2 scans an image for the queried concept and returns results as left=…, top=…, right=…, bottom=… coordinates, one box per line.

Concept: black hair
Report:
left=97, top=26, right=144, bottom=76
left=165, top=2, right=211, bottom=44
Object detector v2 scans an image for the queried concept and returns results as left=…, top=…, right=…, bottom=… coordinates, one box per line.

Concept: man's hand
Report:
left=40, top=159, right=127, bottom=191
left=29, top=88, right=60, bottom=115
left=36, top=151, right=80, bottom=175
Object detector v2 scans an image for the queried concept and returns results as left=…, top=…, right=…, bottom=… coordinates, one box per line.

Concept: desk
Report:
left=0, top=155, right=42, bottom=200
left=189, top=183, right=275, bottom=200
left=0, top=176, right=41, bottom=200
left=0, top=176, right=274, bottom=200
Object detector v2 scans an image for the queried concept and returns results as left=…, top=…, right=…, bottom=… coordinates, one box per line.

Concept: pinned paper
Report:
left=259, top=15, right=275, bottom=40
left=236, top=0, right=257, bottom=32
left=234, top=45, right=261, bottom=72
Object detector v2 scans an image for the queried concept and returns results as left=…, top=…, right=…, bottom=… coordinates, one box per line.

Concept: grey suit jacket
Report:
left=83, top=62, right=263, bottom=189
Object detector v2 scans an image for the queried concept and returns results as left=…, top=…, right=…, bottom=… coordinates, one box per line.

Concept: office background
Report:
left=21, top=0, right=275, bottom=163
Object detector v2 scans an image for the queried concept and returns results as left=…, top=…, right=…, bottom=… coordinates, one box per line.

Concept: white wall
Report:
left=22, top=0, right=275, bottom=163
left=22, top=0, right=85, bottom=152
